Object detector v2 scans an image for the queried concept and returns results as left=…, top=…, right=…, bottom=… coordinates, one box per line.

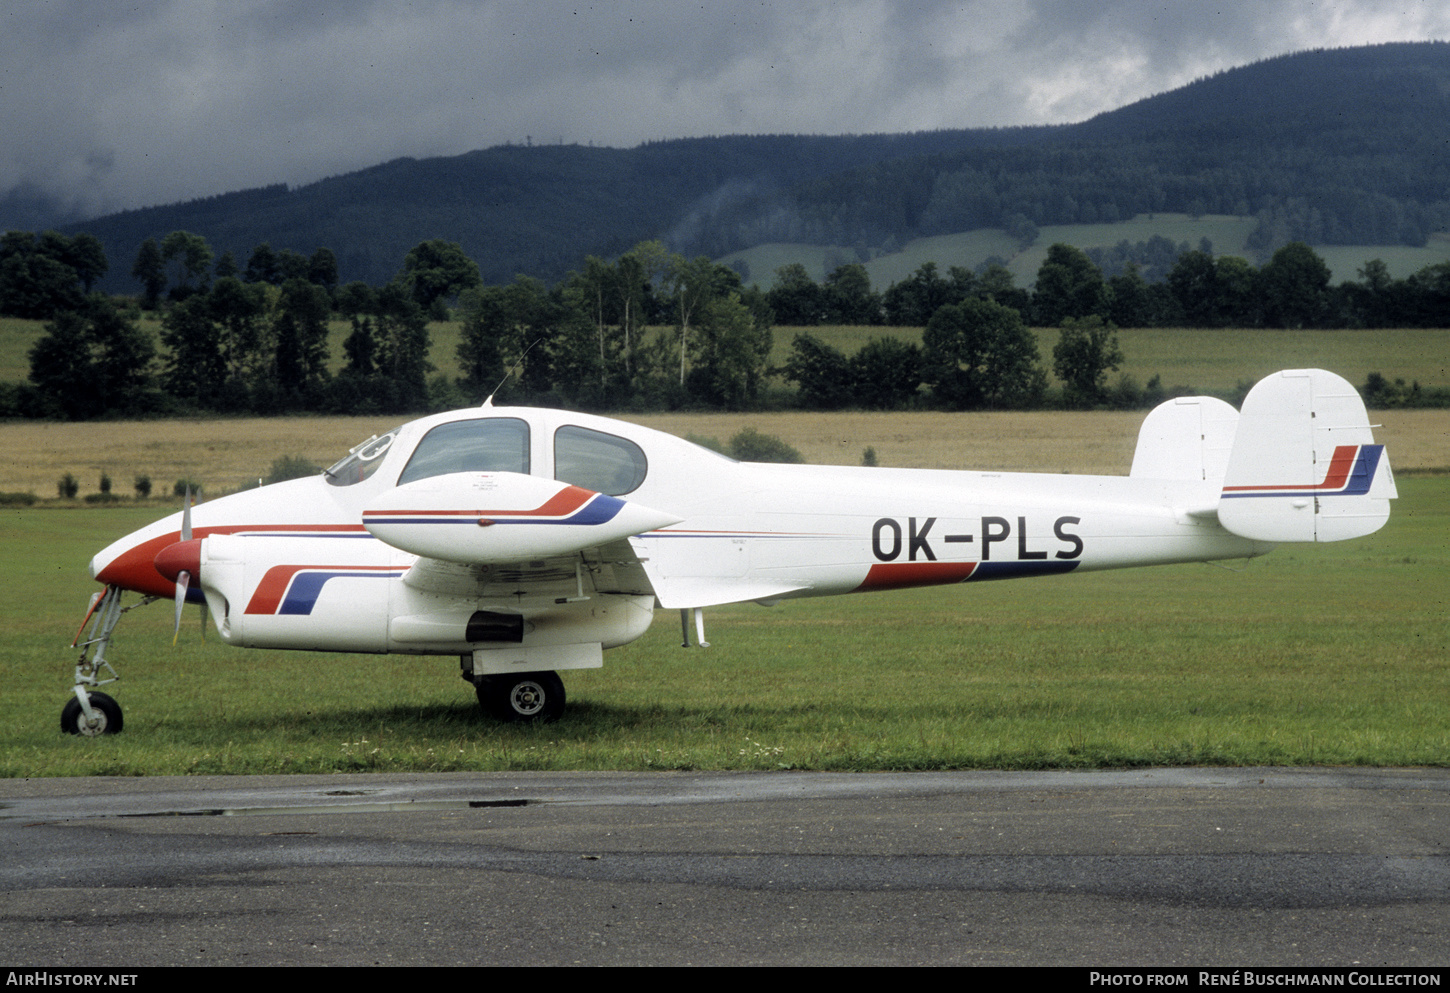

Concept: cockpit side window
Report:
left=398, top=417, right=530, bottom=485
left=555, top=425, right=647, bottom=496
left=324, top=427, right=401, bottom=487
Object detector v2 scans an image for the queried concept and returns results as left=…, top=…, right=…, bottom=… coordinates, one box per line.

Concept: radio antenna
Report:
left=483, top=338, right=543, bottom=407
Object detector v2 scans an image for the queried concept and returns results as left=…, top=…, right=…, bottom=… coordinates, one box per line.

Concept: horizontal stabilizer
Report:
left=1218, top=369, right=1396, bottom=542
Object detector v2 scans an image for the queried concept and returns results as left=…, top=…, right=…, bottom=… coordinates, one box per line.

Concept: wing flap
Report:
left=640, top=576, right=811, bottom=609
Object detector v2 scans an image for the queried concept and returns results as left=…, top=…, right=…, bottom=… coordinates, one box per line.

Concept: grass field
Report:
left=2, top=474, right=1444, bottom=776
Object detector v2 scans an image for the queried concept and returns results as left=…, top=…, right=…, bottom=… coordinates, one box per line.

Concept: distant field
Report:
left=1105, top=326, right=1450, bottom=394
left=725, top=214, right=1450, bottom=289
left=1316, top=233, right=1450, bottom=283
left=773, top=324, right=1450, bottom=396
left=875, top=214, right=1263, bottom=289
left=0, top=317, right=42, bottom=383
left=1, top=406, right=1445, bottom=500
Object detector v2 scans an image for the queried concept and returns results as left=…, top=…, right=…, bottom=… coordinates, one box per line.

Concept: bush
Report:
left=1361, top=373, right=1450, bottom=408
left=728, top=427, right=804, bottom=464
left=173, top=478, right=203, bottom=498
left=0, top=492, right=37, bottom=506
left=134, top=474, right=152, bottom=499
left=685, top=433, right=727, bottom=456
left=57, top=473, right=78, bottom=499
left=1363, top=372, right=1419, bottom=408
left=263, top=456, right=320, bottom=485
left=1106, top=373, right=1167, bottom=410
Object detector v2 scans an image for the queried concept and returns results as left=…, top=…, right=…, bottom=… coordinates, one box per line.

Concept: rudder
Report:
left=1218, top=369, right=1396, bottom=542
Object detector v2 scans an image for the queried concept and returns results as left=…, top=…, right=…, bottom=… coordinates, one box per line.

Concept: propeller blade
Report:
left=174, top=489, right=196, bottom=646
left=172, top=570, right=189, bottom=646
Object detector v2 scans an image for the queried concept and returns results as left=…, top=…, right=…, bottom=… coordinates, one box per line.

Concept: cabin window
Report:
left=554, top=425, right=647, bottom=495
left=398, top=417, right=530, bottom=485
left=324, top=427, right=401, bottom=487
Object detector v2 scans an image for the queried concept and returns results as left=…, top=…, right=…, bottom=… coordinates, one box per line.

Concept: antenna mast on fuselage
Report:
left=483, top=338, right=543, bottom=408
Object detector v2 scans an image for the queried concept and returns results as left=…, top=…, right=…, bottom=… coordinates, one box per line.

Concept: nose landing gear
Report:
left=63, top=585, right=153, bottom=736
left=61, top=690, right=123, bottom=736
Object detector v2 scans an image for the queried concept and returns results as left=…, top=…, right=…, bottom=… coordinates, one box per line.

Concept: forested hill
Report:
left=1074, top=42, right=1450, bottom=143
left=774, top=42, right=1450, bottom=257
left=57, top=41, right=1450, bottom=292
left=61, top=128, right=1062, bottom=292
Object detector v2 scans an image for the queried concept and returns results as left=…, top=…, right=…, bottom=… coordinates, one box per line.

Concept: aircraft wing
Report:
left=365, top=471, right=807, bottom=610
left=625, top=533, right=812, bottom=608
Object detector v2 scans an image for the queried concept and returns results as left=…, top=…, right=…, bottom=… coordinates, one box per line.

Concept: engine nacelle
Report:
left=362, top=471, right=681, bottom=563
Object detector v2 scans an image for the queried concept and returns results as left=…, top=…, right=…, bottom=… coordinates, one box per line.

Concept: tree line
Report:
left=6, top=231, right=475, bottom=418
left=3, top=230, right=779, bottom=419
left=3, top=227, right=1447, bottom=421
left=774, top=243, right=1449, bottom=412
left=770, top=242, right=1450, bottom=331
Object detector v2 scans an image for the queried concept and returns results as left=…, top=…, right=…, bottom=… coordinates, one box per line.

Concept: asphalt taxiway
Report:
left=2, top=768, right=1446, bottom=966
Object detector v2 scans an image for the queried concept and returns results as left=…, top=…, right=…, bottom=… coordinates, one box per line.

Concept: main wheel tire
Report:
left=61, top=691, right=123, bottom=736
left=476, top=671, right=565, bottom=723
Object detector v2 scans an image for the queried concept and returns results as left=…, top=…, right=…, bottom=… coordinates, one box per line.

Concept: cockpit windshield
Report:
left=324, top=428, right=400, bottom=487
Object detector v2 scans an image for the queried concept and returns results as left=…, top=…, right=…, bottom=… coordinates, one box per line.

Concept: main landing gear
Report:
left=63, top=585, right=151, bottom=736
left=473, top=670, right=566, bottom=723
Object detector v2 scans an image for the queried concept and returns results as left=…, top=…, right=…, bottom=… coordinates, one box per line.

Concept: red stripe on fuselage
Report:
left=854, top=562, right=978, bottom=592
left=244, top=564, right=399, bottom=615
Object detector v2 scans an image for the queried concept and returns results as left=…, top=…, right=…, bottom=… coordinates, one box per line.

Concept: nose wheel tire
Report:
left=61, top=691, right=123, bottom=736
left=476, top=671, right=565, bottom=723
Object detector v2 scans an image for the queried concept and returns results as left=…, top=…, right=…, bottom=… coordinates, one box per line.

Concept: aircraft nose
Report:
left=154, top=539, right=203, bottom=584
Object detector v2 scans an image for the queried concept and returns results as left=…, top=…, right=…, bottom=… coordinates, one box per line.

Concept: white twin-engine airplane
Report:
left=66, top=368, right=1395, bottom=734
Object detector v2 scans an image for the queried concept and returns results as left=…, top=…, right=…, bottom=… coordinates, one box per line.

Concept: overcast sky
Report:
left=3, top=0, right=1448, bottom=220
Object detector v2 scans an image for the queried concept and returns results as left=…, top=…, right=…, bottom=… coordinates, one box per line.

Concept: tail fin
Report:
left=1218, top=369, right=1396, bottom=543
left=1130, top=395, right=1239, bottom=484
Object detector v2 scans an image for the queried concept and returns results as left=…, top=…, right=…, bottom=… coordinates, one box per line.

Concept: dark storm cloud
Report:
left=2, top=0, right=1447, bottom=219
